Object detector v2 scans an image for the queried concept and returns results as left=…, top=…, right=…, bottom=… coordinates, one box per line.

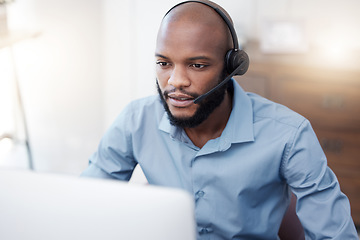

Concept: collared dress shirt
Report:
left=81, top=79, right=358, bottom=239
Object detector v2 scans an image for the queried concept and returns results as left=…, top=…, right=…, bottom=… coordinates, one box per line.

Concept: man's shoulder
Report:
left=246, top=92, right=307, bottom=129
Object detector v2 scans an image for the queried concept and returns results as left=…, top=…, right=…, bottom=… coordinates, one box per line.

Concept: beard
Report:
left=156, top=70, right=231, bottom=128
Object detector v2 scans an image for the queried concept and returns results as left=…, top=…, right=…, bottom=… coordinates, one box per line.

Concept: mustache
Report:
left=156, top=79, right=200, bottom=99
left=163, top=88, right=200, bottom=99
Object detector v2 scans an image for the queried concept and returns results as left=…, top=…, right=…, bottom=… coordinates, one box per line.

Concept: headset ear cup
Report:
left=225, top=49, right=249, bottom=75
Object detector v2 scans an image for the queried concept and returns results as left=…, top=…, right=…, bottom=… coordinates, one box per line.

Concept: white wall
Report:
left=1, top=0, right=359, bottom=179
left=4, top=0, right=103, bottom=174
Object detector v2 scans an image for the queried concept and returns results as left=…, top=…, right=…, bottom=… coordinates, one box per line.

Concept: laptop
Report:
left=0, top=169, right=196, bottom=240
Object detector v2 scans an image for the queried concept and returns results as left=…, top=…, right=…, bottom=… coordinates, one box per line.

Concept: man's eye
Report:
left=156, top=61, right=170, bottom=67
left=191, top=64, right=207, bottom=69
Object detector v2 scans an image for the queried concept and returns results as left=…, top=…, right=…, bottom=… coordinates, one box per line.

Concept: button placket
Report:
left=192, top=155, right=215, bottom=238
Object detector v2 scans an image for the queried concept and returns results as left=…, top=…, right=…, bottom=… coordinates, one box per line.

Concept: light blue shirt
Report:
left=81, top=80, right=358, bottom=239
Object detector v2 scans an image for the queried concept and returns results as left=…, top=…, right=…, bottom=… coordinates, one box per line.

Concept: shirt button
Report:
left=195, top=190, right=205, bottom=199
left=199, top=227, right=213, bottom=234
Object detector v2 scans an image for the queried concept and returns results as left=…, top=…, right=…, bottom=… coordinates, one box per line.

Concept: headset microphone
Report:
left=193, top=52, right=249, bottom=104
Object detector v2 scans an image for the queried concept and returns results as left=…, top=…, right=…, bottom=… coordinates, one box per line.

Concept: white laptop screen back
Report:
left=0, top=169, right=196, bottom=240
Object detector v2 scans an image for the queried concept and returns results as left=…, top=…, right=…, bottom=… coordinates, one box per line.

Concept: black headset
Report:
left=164, top=0, right=249, bottom=76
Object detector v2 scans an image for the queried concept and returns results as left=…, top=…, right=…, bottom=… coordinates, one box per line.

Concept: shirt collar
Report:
left=222, top=79, right=255, bottom=144
left=158, top=79, right=254, bottom=144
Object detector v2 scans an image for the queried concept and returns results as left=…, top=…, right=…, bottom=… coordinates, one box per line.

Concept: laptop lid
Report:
left=0, top=169, right=196, bottom=240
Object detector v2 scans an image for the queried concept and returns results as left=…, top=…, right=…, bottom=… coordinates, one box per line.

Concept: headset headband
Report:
left=164, top=1, right=239, bottom=50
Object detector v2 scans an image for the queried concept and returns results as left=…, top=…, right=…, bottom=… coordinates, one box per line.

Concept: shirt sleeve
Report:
left=80, top=105, right=138, bottom=181
left=282, top=119, right=358, bottom=239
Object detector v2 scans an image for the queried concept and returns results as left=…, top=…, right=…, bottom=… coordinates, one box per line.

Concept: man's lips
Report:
left=167, top=93, right=195, bottom=108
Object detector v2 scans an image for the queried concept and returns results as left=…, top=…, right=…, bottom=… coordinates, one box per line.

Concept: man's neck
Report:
left=184, top=92, right=233, bottom=148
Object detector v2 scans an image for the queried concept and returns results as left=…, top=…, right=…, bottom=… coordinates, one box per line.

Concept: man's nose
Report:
left=167, top=66, right=191, bottom=89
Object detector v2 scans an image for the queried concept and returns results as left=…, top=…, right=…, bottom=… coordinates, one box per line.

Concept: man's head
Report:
left=155, top=1, right=235, bottom=128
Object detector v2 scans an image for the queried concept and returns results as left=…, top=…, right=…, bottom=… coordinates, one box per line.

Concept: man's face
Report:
left=155, top=18, right=228, bottom=128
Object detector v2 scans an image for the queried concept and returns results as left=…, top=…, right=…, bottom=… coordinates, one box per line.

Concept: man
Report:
left=81, top=1, right=358, bottom=239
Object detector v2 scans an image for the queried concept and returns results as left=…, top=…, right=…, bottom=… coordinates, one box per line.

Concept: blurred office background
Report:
left=0, top=0, right=359, bottom=225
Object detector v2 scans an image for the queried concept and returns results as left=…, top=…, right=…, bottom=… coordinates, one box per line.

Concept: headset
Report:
left=164, top=1, right=249, bottom=103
